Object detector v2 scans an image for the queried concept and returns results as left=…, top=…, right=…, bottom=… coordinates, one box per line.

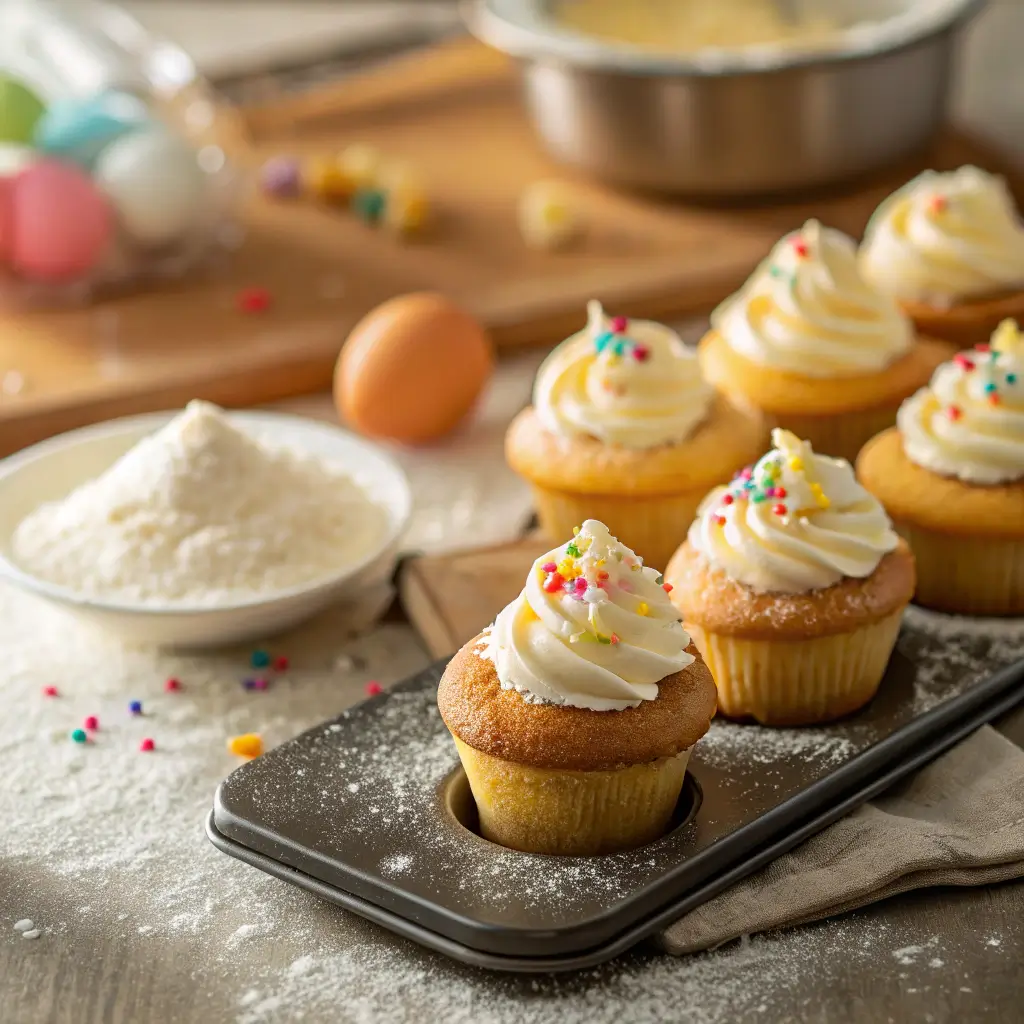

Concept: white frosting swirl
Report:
left=534, top=301, right=712, bottom=449
left=479, top=519, right=694, bottom=711
left=710, top=219, right=913, bottom=376
left=897, top=319, right=1024, bottom=485
left=688, top=429, right=899, bottom=594
left=860, top=166, right=1024, bottom=306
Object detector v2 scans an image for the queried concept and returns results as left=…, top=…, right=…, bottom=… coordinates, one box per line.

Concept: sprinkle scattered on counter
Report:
left=139, top=738, right=155, bottom=753
left=164, top=677, right=181, bottom=692
left=250, top=650, right=271, bottom=669
left=14, top=919, right=40, bottom=940
left=42, top=685, right=58, bottom=697
left=237, top=286, right=272, bottom=314
left=273, top=656, right=289, bottom=671
left=228, top=733, right=264, bottom=760
left=260, top=143, right=431, bottom=238
left=129, top=700, right=143, bottom=716
left=518, top=180, right=583, bottom=251
left=84, top=715, right=99, bottom=731
left=70, top=728, right=88, bottom=744
left=365, top=681, right=383, bottom=697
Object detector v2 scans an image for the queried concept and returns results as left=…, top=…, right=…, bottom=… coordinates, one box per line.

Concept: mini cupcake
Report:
left=506, top=302, right=766, bottom=570
left=699, top=219, right=951, bottom=464
left=857, top=319, right=1024, bottom=616
left=859, top=165, right=1024, bottom=349
left=437, top=519, right=716, bottom=855
left=665, top=429, right=915, bottom=726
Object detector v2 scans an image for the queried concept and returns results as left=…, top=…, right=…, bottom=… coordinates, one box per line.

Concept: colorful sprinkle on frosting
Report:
left=897, top=318, right=1024, bottom=484
left=689, top=429, right=899, bottom=594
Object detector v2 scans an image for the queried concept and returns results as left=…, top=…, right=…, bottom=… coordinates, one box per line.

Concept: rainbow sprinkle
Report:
left=536, top=526, right=668, bottom=644
left=944, top=321, right=1022, bottom=420
left=712, top=442, right=832, bottom=523
left=593, top=315, right=649, bottom=363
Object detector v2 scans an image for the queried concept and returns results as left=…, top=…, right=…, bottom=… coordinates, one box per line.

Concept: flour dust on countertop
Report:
left=3, top=574, right=1022, bottom=1022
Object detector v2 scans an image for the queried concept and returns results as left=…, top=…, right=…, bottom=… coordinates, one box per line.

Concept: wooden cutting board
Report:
left=2, top=37, right=1022, bottom=456
left=399, top=531, right=549, bottom=658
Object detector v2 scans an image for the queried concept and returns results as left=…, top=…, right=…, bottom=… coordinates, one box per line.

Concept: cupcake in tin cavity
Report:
left=665, top=429, right=915, bottom=727
left=859, top=165, right=1024, bottom=349
left=699, top=219, right=952, bottom=464
left=857, top=319, right=1024, bottom=617
left=505, top=301, right=767, bottom=572
left=437, top=519, right=716, bottom=856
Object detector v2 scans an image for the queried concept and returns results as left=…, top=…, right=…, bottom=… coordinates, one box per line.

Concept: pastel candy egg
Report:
left=0, top=175, right=14, bottom=264
left=0, top=143, right=36, bottom=177
left=34, top=90, right=150, bottom=167
left=10, top=160, right=112, bottom=281
left=0, top=76, right=46, bottom=144
left=94, top=129, right=206, bottom=247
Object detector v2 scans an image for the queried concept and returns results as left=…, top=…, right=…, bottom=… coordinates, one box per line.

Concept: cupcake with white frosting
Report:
left=506, top=301, right=766, bottom=570
left=858, top=319, right=1024, bottom=616
left=860, top=165, right=1024, bottom=348
left=699, top=219, right=951, bottom=463
left=437, top=519, right=717, bottom=855
left=665, top=429, right=915, bottom=726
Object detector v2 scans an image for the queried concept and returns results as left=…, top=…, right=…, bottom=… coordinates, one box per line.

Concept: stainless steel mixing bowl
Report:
left=466, top=0, right=988, bottom=196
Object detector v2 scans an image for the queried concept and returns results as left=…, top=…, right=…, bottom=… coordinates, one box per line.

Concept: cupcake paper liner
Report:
left=529, top=484, right=705, bottom=573
left=453, top=737, right=691, bottom=856
left=686, top=610, right=905, bottom=727
left=894, top=521, right=1024, bottom=617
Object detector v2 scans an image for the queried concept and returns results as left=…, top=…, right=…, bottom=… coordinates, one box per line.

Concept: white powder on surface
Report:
left=11, top=401, right=388, bottom=606
left=1, top=558, right=1021, bottom=1021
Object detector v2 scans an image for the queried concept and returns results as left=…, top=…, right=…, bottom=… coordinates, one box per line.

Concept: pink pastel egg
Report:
left=0, top=175, right=14, bottom=265
left=11, top=159, right=112, bottom=281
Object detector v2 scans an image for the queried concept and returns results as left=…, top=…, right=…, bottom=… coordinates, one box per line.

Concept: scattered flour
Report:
left=1, top=572, right=1020, bottom=1022
left=10, top=401, right=387, bottom=606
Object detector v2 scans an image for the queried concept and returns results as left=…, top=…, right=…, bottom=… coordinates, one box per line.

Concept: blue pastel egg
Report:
left=33, top=90, right=151, bottom=168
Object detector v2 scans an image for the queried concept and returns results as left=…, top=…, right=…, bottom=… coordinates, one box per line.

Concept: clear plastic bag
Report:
left=0, top=0, right=241, bottom=306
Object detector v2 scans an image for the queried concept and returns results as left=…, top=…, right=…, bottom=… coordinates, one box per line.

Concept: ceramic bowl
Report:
left=0, top=409, right=411, bottom=648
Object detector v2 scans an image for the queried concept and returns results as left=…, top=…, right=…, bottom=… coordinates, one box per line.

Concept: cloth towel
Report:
left=659, top=724, right=1024, bottom=954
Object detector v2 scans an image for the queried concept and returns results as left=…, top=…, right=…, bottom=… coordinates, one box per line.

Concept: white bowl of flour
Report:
left=0, top=402, right=411, bottom=648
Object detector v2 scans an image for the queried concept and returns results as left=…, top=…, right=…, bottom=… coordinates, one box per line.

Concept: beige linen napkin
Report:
left=659, top=725, right=1024, bottom=954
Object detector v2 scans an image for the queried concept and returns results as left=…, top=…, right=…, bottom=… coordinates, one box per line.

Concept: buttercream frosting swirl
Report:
left=897, top=319, right=1024, bottom=485
left=688, top=429, right=899, bottom=594
left=710, top=219, right=913, bottom=377
left=859, top=165, right=1024, bottom=306
left=533, top=301, right=712, bottom=449
left=479, top=519, right=694, bottom=711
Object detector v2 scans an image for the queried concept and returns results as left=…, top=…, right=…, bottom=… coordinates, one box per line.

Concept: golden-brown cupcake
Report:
left=699, top=219, right=951, bottom=464
left=665, top=429, right=915, bottom=726
left=859, top=166, right=1024, bottom=349
left=506, top=302, right=767, bottom=570
left=857, top=320, right=1024, bottom=616
left=438, top=519, right=716, bottom=855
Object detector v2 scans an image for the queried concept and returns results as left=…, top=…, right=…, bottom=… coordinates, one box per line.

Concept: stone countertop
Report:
left=4, top=4, right=1024, bottom=1023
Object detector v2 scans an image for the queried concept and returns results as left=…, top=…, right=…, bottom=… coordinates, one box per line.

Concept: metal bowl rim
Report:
left=465, top=0, right=987, bottom=76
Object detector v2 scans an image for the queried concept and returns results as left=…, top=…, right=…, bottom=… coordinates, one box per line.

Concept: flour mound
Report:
left=11, top=401, right=387, bottom=606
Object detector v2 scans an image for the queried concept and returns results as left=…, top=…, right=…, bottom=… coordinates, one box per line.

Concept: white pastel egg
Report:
left=0, top=143, right=36, bottom=177
left=94, top=129, right=207, bottom=247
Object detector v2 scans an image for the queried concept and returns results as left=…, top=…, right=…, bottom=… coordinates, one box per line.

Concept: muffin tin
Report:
left=207, top=612, right=1024, bottom=972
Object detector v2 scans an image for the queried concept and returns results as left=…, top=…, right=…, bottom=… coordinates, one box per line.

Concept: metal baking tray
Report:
left=208, top=611, right=1024, bottom=972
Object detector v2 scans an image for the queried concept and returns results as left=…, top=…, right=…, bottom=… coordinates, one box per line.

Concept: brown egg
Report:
left=335, top=292, right=493, bottom=443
